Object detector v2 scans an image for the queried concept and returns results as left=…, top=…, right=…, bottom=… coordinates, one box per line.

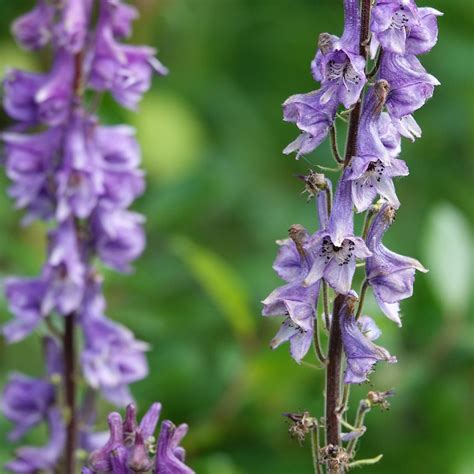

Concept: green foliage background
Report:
left=0, top=0, right=472, bottom=472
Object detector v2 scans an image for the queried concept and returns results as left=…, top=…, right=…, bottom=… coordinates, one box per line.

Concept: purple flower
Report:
left=1, top=374, right=54, bottom=442
left=405, top=7, right=443, bottom=55
left=340, top=294, right=396, bottom=384
left=156, top=421, right=194, bottom=474
left=2, top=129, right=60, bottom=223
left=55, top=0, right=90, bottom=53
left=283, top=88, right=338, bottom=159
left=380, top=53, right=440, bottom=119
left=392, top=114, right=421, bottom=141
left=5, top=408, right=65, bottom=474
left=3, top=50, right=74, bottom=126
left=92, top=207, right=146, bottom=272
left=90, top=12, right=167, bottom=109
left=81, top=315, right=149, bottom=406
left=11, top=0, right=54, bottom=51
left=3, top=277, right=47, bottom=343
left=303, top=178, right=372, bottom=293
left=345, top=82, right=409, bottom=212
left=108, top=0, right=139, bottom=39
left=311, top=0, right=366, bottom=108
left=365, top=204, right=428, bottom=325
left=42, top=219, right=86, bottom=316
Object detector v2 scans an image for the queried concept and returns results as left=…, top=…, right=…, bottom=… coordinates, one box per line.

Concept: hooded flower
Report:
left=365, top=204, right=428, bottom=325
left=81, top=315, right=149, bottom=406
left=311, top=0, right=366, bottom=108
left=55, top=0, right=90, bottom=53
left=2, top=128, right=60, bottom=223
left=345, top=81, right=409, bottom=212
left=340, top=293, right=396, bottom=384
left=11, top=0, right=54, bottom=51
left=370, top=1, right=442, bottom=57
left=108, top=0, right=139, bottom=39
left=90, top=6, right=167, bottom=110
left=379, top=52, right=440, bottom=119
left=5, top=408, right=66, bottom=474
left=283, top=87, right=338, bottom=159
left=303, top=177, right=371, bottom=293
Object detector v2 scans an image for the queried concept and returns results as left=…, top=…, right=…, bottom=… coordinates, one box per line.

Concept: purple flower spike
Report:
left=5, top=408, right=65, bottom=474
left=1, top=374, right=55, bottom=442
left=129, top=430, right=154, bottom=472
left=380, top=53, right=440, bottom=119
left=283, top=88, right=338, bottom=159
left=110, top=445, right=129, bottom=474
left=140, top=402, right=162, bottom=441
left=345, top=81, right=409, bottom=212
left=55, top=0, right=90, bottom=53
left=340, top=294, right=396, bottom=384
left=11, top=0, right=54, bottom=51
left=88, top=412, right=124, bottom=472
left=366, top=204, right=428, bottom=326
left=122, top=403, right=138, bottom=446
left=311, top=0, right=367, bottom=108
left=156, top=421, right=194, bottom=474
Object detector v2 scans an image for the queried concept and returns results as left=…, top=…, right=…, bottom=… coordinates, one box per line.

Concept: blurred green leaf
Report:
left=170, top=235, right=256, bottom=340
left=423, top=203, right=472, bottom=317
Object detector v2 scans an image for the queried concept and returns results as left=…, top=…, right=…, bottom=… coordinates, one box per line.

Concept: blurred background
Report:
left=0, top=0, right=472, bottom=472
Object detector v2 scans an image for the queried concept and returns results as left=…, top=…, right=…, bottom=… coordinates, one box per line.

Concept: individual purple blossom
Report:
left=379, top=53, right=440, bottom=120
left=81, top=315, right=149, bottom=406
left=5, top=408, right=66, bottom=474
left=156, top=421, right=194, bottom=474
left=11, top=0, right=54, bottom=51
left=311, top=0, right=367, bottom=109
left=55, top=0, right=91, bottom=53
left=303, top=178, right=372, bottom=293
left=345, top=81, right=409, bottom=212
left=340, top=294, right=396, bottom=384
left=392, top=113, right=422, bottom=141
left=283, top=87, right=338, bottom=159
left=365, top=204, right=428, bottom=325
left=370, top=1, right=442, bottom=57
left=108, top=0, right=139, bottom=39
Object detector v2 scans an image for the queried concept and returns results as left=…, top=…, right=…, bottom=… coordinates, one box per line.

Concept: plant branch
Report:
left=311, top=425, right=323, bottom=474
left=313, top=311, right=327, bottom=365
left=330, top=125, right=343, bottom=164
left=322, top=281, right=331, bottom=331
left=355, top=280, right=369, bottom=320
left=348, top=454, right=383, bottom=469
left=346, top=399, right=371, bottom=457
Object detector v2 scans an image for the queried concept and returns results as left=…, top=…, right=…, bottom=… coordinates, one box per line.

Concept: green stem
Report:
left=348, top=454, right=383, bottom=468
left=361, top=207, right=377, bottom=240
left=313, top=312, right=327, bottom=365
left=311, top=426, right=323, bottom=474
left=329, top=125, right=343, bottom=164
left=346, top=399, right=371, bottom=457
left=322, top=282, right=331, bottom=331
left=355, top=280, right=369, bottom=320
left=337, top=383, right=351, bottom=415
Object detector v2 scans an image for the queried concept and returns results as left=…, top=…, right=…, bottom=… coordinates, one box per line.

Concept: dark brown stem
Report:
left=343, top=0, right=372, bottom=168
left=325, top=294, right=345, bottom=453
left=64, top=313, right=77, bottom=474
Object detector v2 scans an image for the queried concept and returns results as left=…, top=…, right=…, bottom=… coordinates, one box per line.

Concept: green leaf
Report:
left=170, top=235, right=256, bottom=341
left=423, top=203, right=472, bottom=317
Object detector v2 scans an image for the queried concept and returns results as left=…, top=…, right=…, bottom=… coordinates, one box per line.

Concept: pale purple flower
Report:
left=340, top=294, right=396, bottom=384
left=303, top=177, right=372, bottom=293
left=3, top=277, right=47, bottom=343
left=90, top=11, right=167, bottom=109
left=405, top=7, right=443, bottom=55
left=392, top=113, right=422, bottom=141
left=365, top=204, right=428, bottom=325
left=5, top=408, right=65, bottom=474
left=311, top=0, right=366, bottom=108
left=345, top=82, right=409, bottom=212
left=380, top=53, right=440, bottom=119
left=2, top=128, right=60, bottom=222
left=283, top=88, right=338, bottom=158
left=81, top=316, right=149, bottom=406
left=11, top=0, right=54, bottom=51
left=108, top=0, right=139, bottom=39
left=55, top=0, right=90, bottom=53
left=156, top=421, right=194, bottom=474
left=92, top=207, right=146, bottom=272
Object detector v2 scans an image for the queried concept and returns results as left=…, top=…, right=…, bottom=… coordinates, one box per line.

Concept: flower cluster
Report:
left=264, top=0, right=439, bottom=381
left=0, top=1, right=175, bottom=472
left=83, top=403, right=193, bottom=474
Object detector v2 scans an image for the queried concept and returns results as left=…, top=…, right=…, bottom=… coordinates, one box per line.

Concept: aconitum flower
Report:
left=345, top=81, right=409, bottom=212
left=366, top=204, right=428, bottom=325
left=54, top=0, right=90, bottom=53
left=11, top=0, right=54, bottom=51
left=340, top=293, right=396, bottom=384
left=380, top=53, right=440, bottom=119
left=86, top=403, right=193, bottom=474
left=311, top=0, right=366, bottom=108
left=303, top=179, right=371, bottom=293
